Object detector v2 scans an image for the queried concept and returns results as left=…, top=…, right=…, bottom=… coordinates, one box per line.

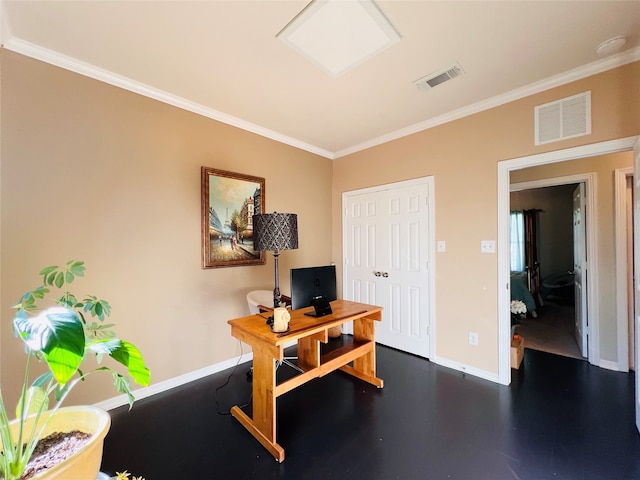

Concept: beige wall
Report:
left=0, top=50, right=333, bottom=407
left=332, top=62, right=640, bottom=374
left=510, top=151, right=633, bottom=361
left=1, top=49, right=638, bottom=408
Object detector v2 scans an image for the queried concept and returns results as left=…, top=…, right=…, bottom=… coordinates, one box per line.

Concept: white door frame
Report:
left=341, top=176, right=436, bottom=358
left=498, top=136, right=639, bottom=385
left=633, top=138, right=640, bottom=433
left=615, top=167, right=634, bottom=372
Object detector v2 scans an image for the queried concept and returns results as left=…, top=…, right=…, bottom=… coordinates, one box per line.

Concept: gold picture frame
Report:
left=201, top=167, right=265, bottom=268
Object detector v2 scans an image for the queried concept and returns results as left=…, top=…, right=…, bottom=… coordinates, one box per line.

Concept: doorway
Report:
left=509, top=181, right=584, bottom=360
left=342, top=177, right=435, bottom=358
left=497, top=137, right=639, bottom=386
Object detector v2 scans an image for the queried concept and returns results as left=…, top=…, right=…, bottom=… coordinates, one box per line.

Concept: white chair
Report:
left=246, top=290, right=274, bottom=314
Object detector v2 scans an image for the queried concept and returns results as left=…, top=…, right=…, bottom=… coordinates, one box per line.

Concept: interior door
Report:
left=626, top=175, right=634, bottom=371
left=573, top=184, right=588, bottom=358
left=343, top=179, right=432, bottom=358
left=633, top=138, right=640, bottom=433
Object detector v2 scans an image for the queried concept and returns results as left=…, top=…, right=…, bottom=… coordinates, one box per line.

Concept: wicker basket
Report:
left=328, top=325, right=342, bottom=338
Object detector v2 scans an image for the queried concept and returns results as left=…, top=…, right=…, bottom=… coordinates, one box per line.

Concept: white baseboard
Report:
left=431, top=355, right=501, bottom=384
left=93, top=352, right=254, bottom=411
left=95, top=345, right=503, bottom=411
left=599, top=359, right=620, bottom=372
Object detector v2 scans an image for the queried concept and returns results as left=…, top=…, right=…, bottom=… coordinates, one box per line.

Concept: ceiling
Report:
left=1, top=1, right=639, bottom=159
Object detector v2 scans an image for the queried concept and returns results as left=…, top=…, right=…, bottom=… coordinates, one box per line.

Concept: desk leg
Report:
left=230, top=347, right=285, bottom=462
left=298, top=330, right=326, bottom=371
left=349, top=316, right=384, bottom=388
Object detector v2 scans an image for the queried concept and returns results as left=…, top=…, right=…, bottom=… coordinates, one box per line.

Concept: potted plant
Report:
left=0, top=260, right=150, bottom=480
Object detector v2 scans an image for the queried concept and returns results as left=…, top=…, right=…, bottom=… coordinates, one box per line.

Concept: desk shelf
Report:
left=275, top=339, right=379, bottom=397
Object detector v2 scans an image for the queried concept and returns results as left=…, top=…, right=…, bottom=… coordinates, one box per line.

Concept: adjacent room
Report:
left=1, top=1, right=639, bottom=479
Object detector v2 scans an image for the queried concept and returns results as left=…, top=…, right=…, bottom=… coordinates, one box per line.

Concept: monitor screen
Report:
left=290, top=265, right=337, bottom=312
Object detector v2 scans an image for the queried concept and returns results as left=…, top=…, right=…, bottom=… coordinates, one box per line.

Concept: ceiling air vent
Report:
left=534, top=91, right=591, bottom=145
left=414, top=63, right=465, bottom=90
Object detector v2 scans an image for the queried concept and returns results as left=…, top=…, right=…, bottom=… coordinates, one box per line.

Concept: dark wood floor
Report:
left=101, top=339, right=640, bottom=480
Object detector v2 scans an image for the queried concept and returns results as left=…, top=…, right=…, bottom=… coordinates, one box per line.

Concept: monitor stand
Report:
left=304, top=295, right=333, bottom=317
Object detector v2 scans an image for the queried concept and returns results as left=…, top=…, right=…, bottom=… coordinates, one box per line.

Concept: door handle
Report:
left=374, top=271, right=381, bottom=277
left=373, top=271, right=389, bottom=277
left=382, top=272, right=389, bottom=278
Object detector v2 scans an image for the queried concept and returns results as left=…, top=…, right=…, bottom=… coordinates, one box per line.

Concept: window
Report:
left=510, top=211, right=525, bottom=272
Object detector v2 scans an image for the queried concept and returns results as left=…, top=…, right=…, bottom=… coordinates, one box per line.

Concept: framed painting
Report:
left=201, top=167, right=265, bottom=268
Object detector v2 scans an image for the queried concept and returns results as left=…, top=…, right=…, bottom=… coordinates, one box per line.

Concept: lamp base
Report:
left=272, top=287, right=281, bottom=309
left=272, top=250, right=281, bottom=308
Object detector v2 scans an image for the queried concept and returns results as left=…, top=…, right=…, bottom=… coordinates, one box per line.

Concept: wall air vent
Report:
left=413, top=63, right=465, bottom=90
left=534, top=91, right=591, bottom=145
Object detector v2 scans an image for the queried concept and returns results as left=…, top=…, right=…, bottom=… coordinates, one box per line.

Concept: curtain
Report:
left=510, top=211, right=525, bottom=271
left=523, top=209, right=537, bottom=270
left=523, top=209, right=540, bottom=303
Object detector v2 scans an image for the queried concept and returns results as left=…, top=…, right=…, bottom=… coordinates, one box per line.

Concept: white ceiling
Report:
left=2, top=1, right=639, bottom=159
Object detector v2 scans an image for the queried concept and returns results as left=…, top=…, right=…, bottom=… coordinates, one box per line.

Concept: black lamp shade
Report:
left=253, top=213, right=299, bottom=252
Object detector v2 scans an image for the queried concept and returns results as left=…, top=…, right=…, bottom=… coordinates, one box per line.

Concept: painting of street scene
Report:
left=201, top=167, right=265, bottom=268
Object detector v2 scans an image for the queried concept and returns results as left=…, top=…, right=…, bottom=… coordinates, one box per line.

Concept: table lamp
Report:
left=253, top=212, right=299, bottom=308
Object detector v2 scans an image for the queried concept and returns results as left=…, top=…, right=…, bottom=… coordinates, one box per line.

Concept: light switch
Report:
left=437, top=241, right=446, bottom=252
left=480, top=240, right=496, bottom=253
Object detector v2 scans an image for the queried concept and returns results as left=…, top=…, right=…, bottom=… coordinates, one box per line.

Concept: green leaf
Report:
left=13, top=309, right=28, bottom=324
left=14, top=287, right=49, bottom=313
left=112, top=372, right=135, bottom=409
left=30, top=286, right=48, bottom=300
left=39, top=265, right=58, bottom=277
left=31, top=371, right=54, bottom=388
left=54, top=271, right=64, bottom=289
left=14, top=296, right=35, bottom=312
left=87, top=322, right=115, bottom=331
left=54, top=381, right=74, bottom=402
left=88, top=338, right=120, bottom=355
left=84, top=297, right=111, bottom=321
left=42, top=267, right=58, bottom=286
left=13, top=307, right=85, bottom=385
left=106, top=340, right=151, bottom=387
left=16, top=386, right=48, bottom=419
left=68, top=260, right=85, bottom=277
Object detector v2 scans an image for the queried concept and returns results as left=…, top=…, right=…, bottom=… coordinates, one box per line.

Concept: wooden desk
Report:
left=227, top=299, right=383, bottom=462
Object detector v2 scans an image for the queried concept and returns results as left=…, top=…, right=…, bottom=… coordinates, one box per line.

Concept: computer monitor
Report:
left=290, top=265, right=337, bottom=317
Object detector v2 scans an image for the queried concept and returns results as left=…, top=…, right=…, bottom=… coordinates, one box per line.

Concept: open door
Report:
left=634, top=138, right=640, bottom=433
left=573, top=184, right=588, bottom=358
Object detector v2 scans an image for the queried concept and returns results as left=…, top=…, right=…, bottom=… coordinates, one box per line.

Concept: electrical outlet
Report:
left=437, top=240, right=446, bottom=252
left=480, top=240, right=496, bottom=253
left=469, top=332, right=479, bottom=346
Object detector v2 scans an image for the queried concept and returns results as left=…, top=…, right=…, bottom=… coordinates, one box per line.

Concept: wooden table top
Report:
left=228, top=299, right=382, bottom=347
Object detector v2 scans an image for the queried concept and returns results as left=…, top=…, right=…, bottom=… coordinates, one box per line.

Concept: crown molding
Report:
left=2, top=37, right=335, bottom=160
left=335, top=46, right=640, bottom=158
left=3, top=34, right=638, bottom=161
